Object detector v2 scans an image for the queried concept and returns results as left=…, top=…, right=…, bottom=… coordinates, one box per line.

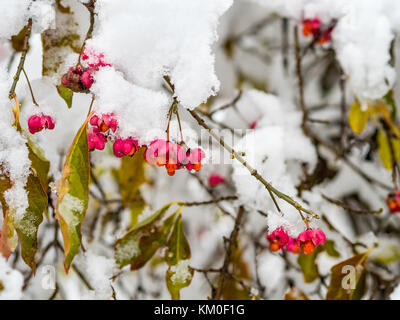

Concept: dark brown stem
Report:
left=294, top=26, right=309, bottom=137
left=322, top=194, right=383, bottom=215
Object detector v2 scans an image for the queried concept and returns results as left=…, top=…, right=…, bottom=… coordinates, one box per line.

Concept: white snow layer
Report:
left=88, top=0, right=233, bottom=110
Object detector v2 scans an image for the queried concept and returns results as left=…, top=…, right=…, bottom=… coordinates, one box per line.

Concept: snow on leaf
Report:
left=166, top=260, right=194, bottom=300
left=165, top=214, right=193, bottom=300
left=165, top=214, right=191, bottom=266
left=114, top=202, right=176, bottom=269
left=56, top=114, right=91, bottom=272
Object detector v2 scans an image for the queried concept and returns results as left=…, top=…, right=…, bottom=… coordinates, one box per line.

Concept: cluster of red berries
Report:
left=88, top=114, right=206, bottom=175
left=266, top=227, right=326, bottom=255
left=87, top=113, right=138, bottom=158
left=27, top=114, right=55, bottom=134
left=61, top=50, right=110, bottom=93
left=387, top=190, right=400, bottom=213
left=144, top=139, right=205, bottom=176
left=302, top=17, right=334, bottom=45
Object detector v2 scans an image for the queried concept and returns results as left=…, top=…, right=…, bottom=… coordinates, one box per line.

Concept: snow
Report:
left=0, top=66, right=31, bottom=223
left=0, top=256, right=24, bottom=300
left=0, top=0, right=55, bottom=39
left=88, top=0, right=232, bottom=110
left=58, top=193, right=84, bottom=226
left=231, top=90, right=317, bottom=235
left=170, top=259, right=191, bottom=285
left=82, top=250, right=116, bottom=299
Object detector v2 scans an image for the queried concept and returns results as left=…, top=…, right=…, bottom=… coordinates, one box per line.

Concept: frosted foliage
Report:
left=89, top=0, right=232, bottom=109
left=0, top=257, right=23, bottom=300
left=0, top=0, right=55, bottom=39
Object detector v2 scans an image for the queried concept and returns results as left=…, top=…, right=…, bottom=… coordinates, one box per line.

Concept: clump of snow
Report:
left=58, top=193, right=84, bottom=226
left=0, top=256, right=24, bottom=299
left=88, top=0, right=233, bottom=110
left=0, top=0, right=55, bottom=40
left=170, top=259, right=191, bottom=285
left=91, top=67, right=170, bottom=145
left=82, top=250, right=116, bottom=299
left=0, top=66, right=30, bottom=223
left=391, top=283, right=400, bottom=300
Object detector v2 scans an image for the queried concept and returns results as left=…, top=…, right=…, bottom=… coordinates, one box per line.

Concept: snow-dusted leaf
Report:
left=114, top=202, right=176, bottom=268
left=165, top=214, right=193, bottom=299
left=326, top=250, right=371, bottom=300
left=165, top=214, right=191, bottom=266
left=16, top=171, right=47, bottom=273
left=56, top=115, right=91, bottom=272
left=166, top=262, right=194, bottom=300
left=348, top=101, right=369, bottom=134
left=56, top=85, right=73, bottom=109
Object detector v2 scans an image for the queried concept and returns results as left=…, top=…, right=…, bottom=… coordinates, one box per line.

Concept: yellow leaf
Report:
left=377, top=129, right=400, bottom=170
left=349, top=101, right=369, bottom=134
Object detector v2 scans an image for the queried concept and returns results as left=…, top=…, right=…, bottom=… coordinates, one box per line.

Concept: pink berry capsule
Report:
left=113, top=138, right=138, bottom=158
left=209, top=173, right=225, bottom=187
left=28, top=114, right=55, bottom=134
left=28, top=115, right=43, bottom=134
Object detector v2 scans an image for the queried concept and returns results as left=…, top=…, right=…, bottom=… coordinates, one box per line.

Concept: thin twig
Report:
left=9, top=18, right=32, bottom=99
left=215, top=206, right=245, bottom=300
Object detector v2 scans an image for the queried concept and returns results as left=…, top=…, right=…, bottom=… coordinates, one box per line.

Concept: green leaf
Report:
left=27, top=138, right=50, bottom=188
left=166, top=264, right=194, bottom=300
left=56, top=85, right=73, bottom=109
left=297, top=247, right=322, bottom=283
left=377, top=129, right=400, bottom=170
left=326, top=249, right=372, bottom=300
left=117, top=148, right=146, bottom=208
left=15, top=171, right=47, bottom=273
left=384, top=90, right=397, bottom=121
left=56, top=116, right=91, bottom=272
left=297, top=240, right=339, bottom=283
left=129, top=196, right=145, bottom=228
left=349, top=100, right=369, bottom=134
left=323, top=240, right=341, bottom=258
left=165, top=214, right=191, bottom=266
left=165, top=214, right=193, bottom=299
left=114, top=202, right=176, bottom=268
left=5, top=111, right=49, bottom=272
